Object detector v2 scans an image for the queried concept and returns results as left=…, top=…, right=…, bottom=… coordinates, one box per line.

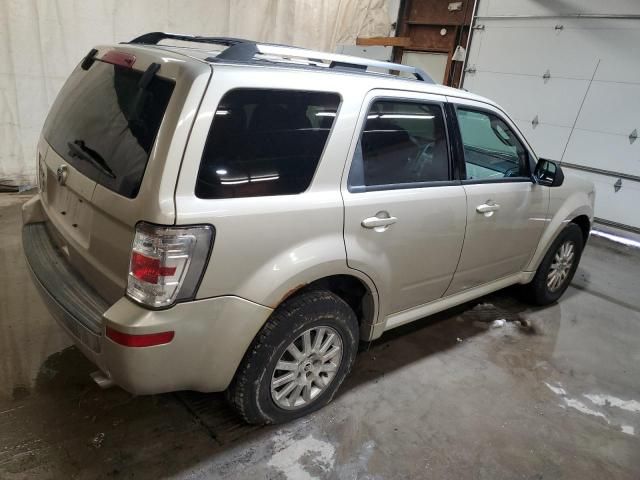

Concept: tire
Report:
left=226, top=290, right=359, bottom=425
left=522, top=223, right=584, bottom=306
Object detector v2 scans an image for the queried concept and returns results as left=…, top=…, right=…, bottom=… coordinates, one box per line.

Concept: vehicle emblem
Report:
left=56, top=164, right=68, bottom=186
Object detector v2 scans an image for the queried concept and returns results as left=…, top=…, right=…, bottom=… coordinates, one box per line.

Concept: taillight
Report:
left=126, top=222, right=214, bottom=308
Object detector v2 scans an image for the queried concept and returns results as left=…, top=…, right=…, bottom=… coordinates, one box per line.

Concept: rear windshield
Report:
left=43, top=60, right=175, bottom=198
left=195, top=89, right=340, bottom=199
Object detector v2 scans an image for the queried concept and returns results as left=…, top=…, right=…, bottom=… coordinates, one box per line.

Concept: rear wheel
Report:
left=522, top=223, right=584, bottom=305
left=227, top=290, right=358, bottom=424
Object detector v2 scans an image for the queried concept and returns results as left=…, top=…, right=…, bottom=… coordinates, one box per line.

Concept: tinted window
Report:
left=43, top=60, right=175, bottom=198
left=456, top=108, right=529, bottom=181
left=195, top=89, right=340, bottom=199
left=348, top=100, right=449, bottom=191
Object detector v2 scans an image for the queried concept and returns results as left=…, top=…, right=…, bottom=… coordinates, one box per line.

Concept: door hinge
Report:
left=542, top=70, right=551, bottom=81
left=532, top=115, right=539, bottom=128
left=472, top=24, right=485, bottom=30
left=465, top=66, right=476, bottom=74
left=614, top=178, right=622, bottom=193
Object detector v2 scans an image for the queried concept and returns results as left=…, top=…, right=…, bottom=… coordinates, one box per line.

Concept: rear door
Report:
left=342, top=90, right=467, bottom=319
left=444, top=97, right=549, bottom=294
left=38, top=46, right=211, bottom=303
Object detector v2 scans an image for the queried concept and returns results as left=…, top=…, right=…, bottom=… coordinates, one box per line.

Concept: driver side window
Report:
left=348, top=100, right=450, bottom=191
left=456, top=108, right=529, bottom=181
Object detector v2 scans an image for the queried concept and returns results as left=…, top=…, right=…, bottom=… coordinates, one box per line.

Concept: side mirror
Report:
left=534, top=158, right=564, bottom=187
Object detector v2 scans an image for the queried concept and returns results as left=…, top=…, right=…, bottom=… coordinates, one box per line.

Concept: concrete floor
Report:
left=1, top=193, right=639, bottom=480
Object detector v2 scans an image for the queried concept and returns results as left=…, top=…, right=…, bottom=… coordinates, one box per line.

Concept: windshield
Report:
left=42, top=60, right=175, bottom=198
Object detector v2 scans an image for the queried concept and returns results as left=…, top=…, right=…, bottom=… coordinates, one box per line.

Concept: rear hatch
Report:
left=37, top=45, right=211, bottom=304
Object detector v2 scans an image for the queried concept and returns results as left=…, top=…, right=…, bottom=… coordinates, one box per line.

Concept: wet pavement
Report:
left=1, top=193, right=639, bottom=479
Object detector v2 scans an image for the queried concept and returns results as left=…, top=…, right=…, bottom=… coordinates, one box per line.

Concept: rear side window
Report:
left=43, top=60, right=175, bottom=198
left=348, top=100, right=450, bottom=192
left=195, top=89, right=340, bottom=199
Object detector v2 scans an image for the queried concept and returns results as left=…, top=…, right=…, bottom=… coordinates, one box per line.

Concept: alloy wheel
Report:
left=547, top=240, right=576, bottom=292
left=270, top=326, right=343, bottom=410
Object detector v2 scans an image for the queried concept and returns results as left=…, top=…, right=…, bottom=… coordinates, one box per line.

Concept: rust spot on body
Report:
left=276, top=284, right=307, bottom=307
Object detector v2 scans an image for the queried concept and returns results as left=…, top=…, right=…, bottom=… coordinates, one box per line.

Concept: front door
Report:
left=342, top=91, right=467, bottom=318
left=445, top=98, right=549, bottom=294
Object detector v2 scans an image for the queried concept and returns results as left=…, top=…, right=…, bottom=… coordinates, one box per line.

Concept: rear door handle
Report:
left=476, top=203, right=501, bottom=214
left=361, top=215, right=398, bottom=229
left=476, top=202, right=501, bottom=217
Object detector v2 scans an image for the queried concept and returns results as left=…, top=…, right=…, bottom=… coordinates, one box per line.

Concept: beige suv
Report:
left=22, top=33, right=595, bottom=424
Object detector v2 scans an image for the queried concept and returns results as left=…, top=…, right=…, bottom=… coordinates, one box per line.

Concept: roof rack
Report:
left=129, top=32, right=248, bottom=47
left=128, top=32, right=434, bottom=83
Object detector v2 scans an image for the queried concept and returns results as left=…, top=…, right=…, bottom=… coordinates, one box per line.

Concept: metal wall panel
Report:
left=564, top=130, right=640, bottom=178
left=574, top=82, right=640, bottom=136
left=335, top=45, right=393, bottom=61
left=569, top=170, right=640, bottom=229
left=463, top=2, right=640, bottom=229
left=477, top=0, right=640, bottom=17
left=464, top=71, right=589, bottom=127
left=514, top=121, right=571, bottom=161
left=466, top=23, right=601, bottom=78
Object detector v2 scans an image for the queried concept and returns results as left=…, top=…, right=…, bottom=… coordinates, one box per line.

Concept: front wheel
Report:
left=226, top=290, right=359, bottom=424
left=522, top=223, right=584, bottom=305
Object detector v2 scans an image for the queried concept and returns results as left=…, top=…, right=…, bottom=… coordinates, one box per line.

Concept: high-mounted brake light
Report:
left=126, top=223, right=214, bottom=308
left=102, top=51, right=137, bottom=68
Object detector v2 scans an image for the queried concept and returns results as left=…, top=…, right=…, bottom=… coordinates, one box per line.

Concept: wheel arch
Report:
left=570, top=214, right=591, bottom=245
left=525, top=203, right=593, bottom=274
left=294, top=274, right=378, bottom=338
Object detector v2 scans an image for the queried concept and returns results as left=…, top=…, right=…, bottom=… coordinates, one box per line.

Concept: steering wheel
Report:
left=409, top=142, right=434, bottom=179
left=503, top=165, right=521, bottom=177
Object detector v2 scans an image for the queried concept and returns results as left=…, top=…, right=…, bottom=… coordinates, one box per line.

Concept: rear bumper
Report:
left=22, top=197, right=273, bottom=394
left=101, top=295, right=272, bottom=394
left=22, top=221, right=107, bottom=363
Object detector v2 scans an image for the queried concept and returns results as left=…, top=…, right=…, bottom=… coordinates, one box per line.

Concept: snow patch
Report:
left=545, top=382, right=637, bottom=436
left=544, top=382, right=567, bottom=396
left=268, top=432, right=336, bottom=480
left=621, top=425, right=635, bottom=436
left=564, top=398, right=607, bottom=420
left=583, top=394, right=640, bottom=413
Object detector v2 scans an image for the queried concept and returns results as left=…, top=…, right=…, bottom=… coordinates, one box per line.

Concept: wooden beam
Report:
left=356, top=36, right=411, bottom=47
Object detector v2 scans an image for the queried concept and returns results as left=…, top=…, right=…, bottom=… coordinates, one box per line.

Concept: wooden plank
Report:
left=356, top=36, right=411, bottom=47
left=408, top=0, right=470, bottom=25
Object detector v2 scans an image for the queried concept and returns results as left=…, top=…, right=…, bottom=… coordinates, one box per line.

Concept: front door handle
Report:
left=362, top=214, right=398, bottom=229
left=476, top=202, right=501, bottom=215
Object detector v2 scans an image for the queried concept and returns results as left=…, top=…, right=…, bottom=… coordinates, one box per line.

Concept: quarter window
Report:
left=196, top=89, right=340, bottom=199
left=348, top=100, right=450, bottom=191
left=456, top=108, right=529, bottom=181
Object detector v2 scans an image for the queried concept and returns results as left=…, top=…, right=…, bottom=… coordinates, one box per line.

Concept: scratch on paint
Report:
left=0, top=405, right=25, bottom=416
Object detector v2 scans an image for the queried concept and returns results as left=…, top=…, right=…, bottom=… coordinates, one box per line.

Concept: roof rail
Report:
left=127, top=32, right=434, bottom=83
left=128, top=32, right=250, bottom=47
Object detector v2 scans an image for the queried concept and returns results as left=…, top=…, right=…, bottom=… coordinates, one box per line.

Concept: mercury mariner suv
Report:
left=22, top=33, right=595, bottom=424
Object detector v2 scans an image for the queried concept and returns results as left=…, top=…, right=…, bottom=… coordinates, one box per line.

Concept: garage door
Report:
left=462, top=0, right=640, bottom=231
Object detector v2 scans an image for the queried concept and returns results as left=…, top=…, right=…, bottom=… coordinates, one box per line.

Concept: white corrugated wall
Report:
left=0, top=0, right=398, bottom=187
left=463, top=0, right=640, bottom=231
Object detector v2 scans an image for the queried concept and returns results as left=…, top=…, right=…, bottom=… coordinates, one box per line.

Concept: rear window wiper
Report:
left=67, top=140, right=116, bottom=179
